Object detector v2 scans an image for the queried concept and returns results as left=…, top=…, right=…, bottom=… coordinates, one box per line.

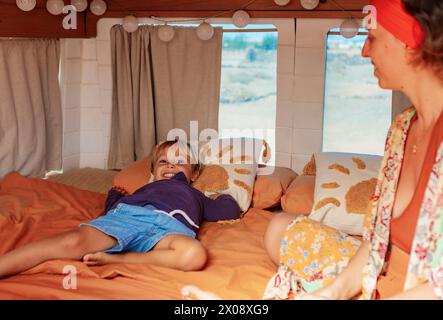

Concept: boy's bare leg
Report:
left=0, top=226, right=116, bottom=279
left=83, top=234, right=207, bottom=271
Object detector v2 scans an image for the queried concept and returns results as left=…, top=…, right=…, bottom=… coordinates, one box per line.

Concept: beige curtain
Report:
left=0, top=39, right=62, bottom=179
left=108, top=26, right=156, bottom=169
left=108, top=25, right=223, bottom=169
left=150, top=26, right=223, bottom=142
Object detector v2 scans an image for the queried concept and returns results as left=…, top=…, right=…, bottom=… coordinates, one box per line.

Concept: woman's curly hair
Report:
left=403, top=0, right=443, bottom=81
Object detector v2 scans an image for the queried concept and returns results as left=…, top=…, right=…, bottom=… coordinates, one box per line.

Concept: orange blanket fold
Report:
left=0, top=172, right=276, bottom=299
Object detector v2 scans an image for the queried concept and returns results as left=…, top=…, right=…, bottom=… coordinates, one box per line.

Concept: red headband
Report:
left=369, top=0, right=425, bottom=48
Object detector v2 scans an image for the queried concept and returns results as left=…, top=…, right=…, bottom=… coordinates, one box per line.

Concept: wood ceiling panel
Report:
left=0, top=0, right=370, bottom=11
left=106, top=0, right=369, bottom=11
left=0, top=7, right=86, bottom=38
left=0, top=0, right=370, bottom=38
left=0, top=0, right=48, bottom=9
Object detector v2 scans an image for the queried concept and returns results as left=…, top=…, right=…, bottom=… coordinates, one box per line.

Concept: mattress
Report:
left=0, top=172, right=276, bottom=299
left=46, top=167, right=119, bottom=194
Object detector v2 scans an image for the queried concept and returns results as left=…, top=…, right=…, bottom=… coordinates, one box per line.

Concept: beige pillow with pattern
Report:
left=309, top=152, right=382, bottom=235
left=192, top=138, right=269, bottom=212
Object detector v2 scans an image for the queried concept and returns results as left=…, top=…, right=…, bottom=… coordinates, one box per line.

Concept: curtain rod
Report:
left=139, top=23, right=277, bottom=33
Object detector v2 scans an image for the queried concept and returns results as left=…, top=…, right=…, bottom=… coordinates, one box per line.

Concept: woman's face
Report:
left=361, top=24, right=410, bottom=90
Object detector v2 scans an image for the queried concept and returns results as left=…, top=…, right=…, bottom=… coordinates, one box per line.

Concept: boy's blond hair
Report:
left=151, top=140, right=201, bottom=173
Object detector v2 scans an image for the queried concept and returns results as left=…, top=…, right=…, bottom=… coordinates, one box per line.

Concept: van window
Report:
left=322, top=30, right=392, bottom=156
left=218, top=25, right=277, bottom=164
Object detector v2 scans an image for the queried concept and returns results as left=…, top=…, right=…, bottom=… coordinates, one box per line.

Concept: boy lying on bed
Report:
left=0, top=140, right=241, bottom=279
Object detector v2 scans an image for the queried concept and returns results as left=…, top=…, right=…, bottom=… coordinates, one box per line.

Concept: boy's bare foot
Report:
left=83, top=252, right=115, bottom=266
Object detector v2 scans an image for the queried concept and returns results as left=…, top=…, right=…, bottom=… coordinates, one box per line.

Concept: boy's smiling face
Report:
left=153, top=144, right=198, bottom=183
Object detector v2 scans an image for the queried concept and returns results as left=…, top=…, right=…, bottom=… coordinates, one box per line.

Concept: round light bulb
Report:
left=90, top=0, right=107, bottom=16
left=70, top=0, right=87, bottom=12
left=340, top=19, right=360, bottom=39
left=16, top=0, right=36, bottom=11
left=196, top=22, right=214, bottom=41
left=300, top=0, right=319, bottom=10
left=158, top=25, right=175, bottom=42
left=274, top=0, right=291, bottom=6
left=122, top=15, right=139, bottom=33
left=232, top=10, right=250, bottom=28
left=46, top=0, right=64, bottom=15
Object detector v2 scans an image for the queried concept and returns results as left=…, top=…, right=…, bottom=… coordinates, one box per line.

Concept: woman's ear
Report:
left=403, top=44, right=419, bottom=68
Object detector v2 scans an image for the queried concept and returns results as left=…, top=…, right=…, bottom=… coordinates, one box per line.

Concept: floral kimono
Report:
left=361, top=107, right=443, bottom=299
left=263, top=107, right=443, bottom=300
left=263, top=217, right=361, bottom=299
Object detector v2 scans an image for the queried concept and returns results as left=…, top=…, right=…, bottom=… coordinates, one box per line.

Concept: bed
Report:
left=0, top=169, right=277, bottom=299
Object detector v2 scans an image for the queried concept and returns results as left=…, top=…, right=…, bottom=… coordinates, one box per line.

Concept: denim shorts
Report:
left=81, top=203, right=196, bottom=253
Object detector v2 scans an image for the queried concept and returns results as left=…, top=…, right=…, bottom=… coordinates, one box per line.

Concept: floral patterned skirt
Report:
left=263, top=216, right=361, bottom=299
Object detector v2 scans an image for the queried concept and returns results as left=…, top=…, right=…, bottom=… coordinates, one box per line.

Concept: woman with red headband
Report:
left=264, top=0, right=443, bottom=300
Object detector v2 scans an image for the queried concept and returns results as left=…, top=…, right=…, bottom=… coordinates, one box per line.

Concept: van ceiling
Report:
left=0, top=0, right=369, bottom=38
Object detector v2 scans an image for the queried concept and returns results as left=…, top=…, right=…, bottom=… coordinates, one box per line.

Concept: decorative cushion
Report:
left=112, top=157, right=153, bottom=195
left=251, top=166, right=298, bottom=209
left=281, top=175, right=316, bottom=216
left=302, top=154, right=316, bottom=176
left=192, top=138, right=268, bottom=212
left=192, top=164, right=256, bottom=212
left=309, top=152, right=382, bottom=235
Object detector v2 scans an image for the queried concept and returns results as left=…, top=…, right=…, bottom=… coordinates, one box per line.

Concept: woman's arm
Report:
left=300, top=241, right=370, bottom=300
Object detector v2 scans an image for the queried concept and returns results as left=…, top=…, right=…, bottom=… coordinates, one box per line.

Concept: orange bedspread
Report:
left=0, top=172, right=276, bottom=299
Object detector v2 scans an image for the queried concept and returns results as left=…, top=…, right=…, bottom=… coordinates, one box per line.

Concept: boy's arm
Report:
left=203, top=194, right=242, bottom=222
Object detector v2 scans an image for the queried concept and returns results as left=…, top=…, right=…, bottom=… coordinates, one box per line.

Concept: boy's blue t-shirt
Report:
left=104, top=172, right=242, bottom=232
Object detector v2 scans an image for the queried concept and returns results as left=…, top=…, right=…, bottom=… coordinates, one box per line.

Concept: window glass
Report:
left=322, top=30, right=392, bottom=156
left=218, top=25, right=277, bottom=164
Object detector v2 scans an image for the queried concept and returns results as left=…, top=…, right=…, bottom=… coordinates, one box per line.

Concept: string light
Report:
left=122, top=15, right=139, bottom=33
left=46, top=0, right=64, bottom=15
left=340, top=19, right=360, bottom=38
left=300, top=0, right=319, bottom=10
left=16, top=0, right=36, bottom=11
left=150, top=0, right=257, bottom=42
left=232, top=10, right=250, bottom=28
left=17, top=0, right=258, bottom=41
left=158, top=25, right=175, bottom=42
left=274, top=0, right=291, bottom=6
left=16, top=0, right=108, bottom=16
left=328, top=0, right=360, bottom=39
left=71, top=0, right=88, bottom=12
left=196, top=21, right=215, bottom=41
left=90, top=0, right=107, bottom=16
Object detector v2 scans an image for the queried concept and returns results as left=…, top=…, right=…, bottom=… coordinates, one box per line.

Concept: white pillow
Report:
left=309, top=152, right=382, bottom=235
left=198, top=137, right=268, bottom=165
left=192, top=138, right=268, bottom=212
